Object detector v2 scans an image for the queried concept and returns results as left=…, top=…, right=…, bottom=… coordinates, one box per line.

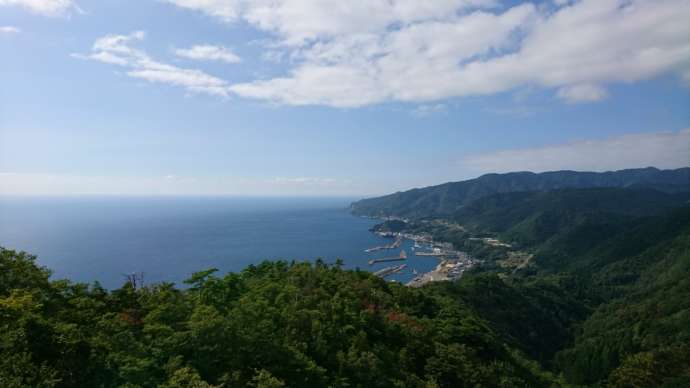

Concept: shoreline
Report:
left=359, top=214, right=479, bottom=286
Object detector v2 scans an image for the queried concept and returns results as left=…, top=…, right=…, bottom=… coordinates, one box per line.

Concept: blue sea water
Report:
left=0, top=197, right=439, bottom=289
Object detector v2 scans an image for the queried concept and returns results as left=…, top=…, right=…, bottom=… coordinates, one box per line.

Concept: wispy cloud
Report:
left=174, top=44, right=241, bottom=64
left=0, top=0, right=79, bottom=16
left=163, top=0, right=242, bottom=23
left=0, top=26, right=20, bottom=34
left=462, top=128, right=690, bottom=174
left=557, top=84, right=608, bottom=103
left=72, top=31, right=231, bottom=97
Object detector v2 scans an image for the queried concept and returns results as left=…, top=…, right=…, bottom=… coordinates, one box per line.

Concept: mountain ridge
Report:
left=351, top=167, right=690, bottom=218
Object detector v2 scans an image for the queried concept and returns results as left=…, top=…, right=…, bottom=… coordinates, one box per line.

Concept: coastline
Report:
left=356, top=213, right=479, bottom=286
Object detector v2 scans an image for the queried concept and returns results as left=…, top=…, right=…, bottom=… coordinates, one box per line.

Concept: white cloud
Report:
left=556, top=84, right=608, bottom=103
left=226, top=3, right=537, bottom=107
left=462, top=128, right=690, bottom=173
left=0, top=0, right=77, bottom=16
left=163, top=0, right=497, bottom=45
left=164, top=0, right=690, bottom=107
left=175, top=44, right=241, bottom=63
left=75, top=51, right=129, bottom=66
left=163, top=0, right=243, bottom=22
left=0, top=26, right=20, bottom=34
left=73, top=31, right=231, bottom=97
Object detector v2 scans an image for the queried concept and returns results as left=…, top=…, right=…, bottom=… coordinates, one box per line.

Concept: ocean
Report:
left=0, top=196, right=439, bottom=288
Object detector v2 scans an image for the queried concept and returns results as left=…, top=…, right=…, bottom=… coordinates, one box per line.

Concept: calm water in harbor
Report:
left=0, top=197, right=439, bottom=288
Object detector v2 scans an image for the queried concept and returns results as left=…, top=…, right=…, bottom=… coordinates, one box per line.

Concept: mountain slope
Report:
left=442, top=206, right=690, bottom=386
left=351, top=167, right=690, bottom=218
left=555, top=208, right=690, bottom=386
left=453, top=187, right=687, bottom=229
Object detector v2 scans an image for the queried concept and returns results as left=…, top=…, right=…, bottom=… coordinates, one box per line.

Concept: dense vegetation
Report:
left=1, top=248, right=561, bottom=387
left=370, top=219, right=408, bottom=233
left=451, top=188, right=689, bottom=235
left=3, top=167, right=690, bottom=387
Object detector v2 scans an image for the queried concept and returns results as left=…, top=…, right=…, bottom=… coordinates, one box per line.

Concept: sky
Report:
left=0, top=0, right=689, bottom=197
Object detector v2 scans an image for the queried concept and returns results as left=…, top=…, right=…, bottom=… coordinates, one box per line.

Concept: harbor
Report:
left=363, top=227, right=478, bottom=285
left=364, top=238, right=436, bottom=283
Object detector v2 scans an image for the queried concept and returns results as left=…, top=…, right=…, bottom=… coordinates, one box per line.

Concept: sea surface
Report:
left=0, top=196, right=439, bottom=288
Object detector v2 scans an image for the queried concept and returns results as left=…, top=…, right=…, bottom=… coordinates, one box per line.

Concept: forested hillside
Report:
left=0, top=248, right=558, bottom=388
left=451, top=187, right=689, bottom=234
left=558, top=221, right=690, bottom=386
left=386, top=204, right=690, bottom=387
left=351, top=167, right=690, bottom=218
left=434, top=187, right=685, bottom=249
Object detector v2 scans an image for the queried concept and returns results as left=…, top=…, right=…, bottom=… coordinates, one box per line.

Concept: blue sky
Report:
left=1, top=0, right=689, bottom=196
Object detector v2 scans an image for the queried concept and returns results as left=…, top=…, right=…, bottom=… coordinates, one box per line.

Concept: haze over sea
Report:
left=0, top=197, right=436, bottom=288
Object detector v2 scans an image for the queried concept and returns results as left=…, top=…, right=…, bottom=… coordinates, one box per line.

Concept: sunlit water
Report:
left=0, top=197, right=439, bottom=288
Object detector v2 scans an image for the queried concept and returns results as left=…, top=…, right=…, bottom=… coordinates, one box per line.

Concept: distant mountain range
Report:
left=351, top=167, right=690, bottom=218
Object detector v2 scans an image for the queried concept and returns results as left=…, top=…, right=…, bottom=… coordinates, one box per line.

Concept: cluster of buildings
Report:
left=406, top=253, right=481, bottom=287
